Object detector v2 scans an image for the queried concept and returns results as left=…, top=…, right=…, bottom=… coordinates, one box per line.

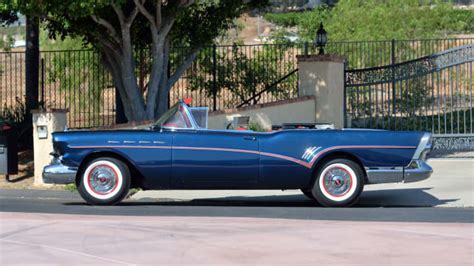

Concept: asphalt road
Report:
left=1, top=189, right=472, bottom=223
left=1, top=212, right=472, bottom=265
left=1, top=186, right=473, bottom=264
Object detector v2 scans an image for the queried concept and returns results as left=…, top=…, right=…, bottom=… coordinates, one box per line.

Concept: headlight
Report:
left=49, top=152, right=63, bottom=164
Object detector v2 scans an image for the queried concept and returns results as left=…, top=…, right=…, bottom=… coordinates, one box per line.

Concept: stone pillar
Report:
left=297, top=55, right=345, bottom=128
left=32, top=109, right=68, bottom=186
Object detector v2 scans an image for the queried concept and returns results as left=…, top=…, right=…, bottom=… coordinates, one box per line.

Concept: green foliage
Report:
left=0, top=4, right=18, bottom=26
left=173, top=0, right=268, bottom=48
left=264, top=11, right=311, bottom=28
left=4, top=0, right=269, bottom=121
left=4, top=0, right=268, bottom=53
left=351, top=107, right=473, bottom=133
left=266, top=0, right=473, bottom=42
left=1, top=98, right=32, bottom=148
left=248, top=121, right=265, bottom=132
left=0, top=24, right=22, bottom=52
left=1, top=98, right=27, bottom=125
left=64, top=183, right=77, bottom=192
left=188, top=44, right=297, bottom=107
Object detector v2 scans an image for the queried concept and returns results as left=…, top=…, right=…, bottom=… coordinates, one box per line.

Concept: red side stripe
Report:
left=70, top=145, right=416, bottom=169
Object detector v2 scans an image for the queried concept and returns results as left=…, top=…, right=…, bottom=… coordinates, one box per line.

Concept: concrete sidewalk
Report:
left=132, top=159, right=474, bottom=207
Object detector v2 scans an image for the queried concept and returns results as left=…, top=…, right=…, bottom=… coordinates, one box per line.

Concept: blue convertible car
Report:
left=43, top=101, right=432, bottom=207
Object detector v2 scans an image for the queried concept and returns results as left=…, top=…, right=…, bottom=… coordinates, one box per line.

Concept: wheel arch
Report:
left=309, top=151, right=368, bottom=188
left=76, top=150, right=145, bottom=189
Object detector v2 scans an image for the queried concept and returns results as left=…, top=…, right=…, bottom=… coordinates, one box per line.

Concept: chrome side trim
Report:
left=412, top=132, right=432, bottom=160
left=366, top=167, right=404, bottom=184
left=43, top=164, right=77, bottom=184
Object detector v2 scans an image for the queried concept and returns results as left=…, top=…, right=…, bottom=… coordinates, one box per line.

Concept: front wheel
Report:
left=77, top=157, right=130, bottom=205
left=311, top=159, right=364, bottom=207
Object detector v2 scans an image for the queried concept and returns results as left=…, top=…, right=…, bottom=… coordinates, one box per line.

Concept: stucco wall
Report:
left=208, top=96, right=315, bottom=130
left=297, top=55, right=345, bottom=128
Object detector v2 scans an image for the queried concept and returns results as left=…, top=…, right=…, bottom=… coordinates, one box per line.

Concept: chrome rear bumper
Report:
left=404, top=160, right=433, bottom=183
left=366, top=159, right=433, bottom=184
left=43, top=163, right=77, bottom=184
left=366, top=132, right=433, bottom=184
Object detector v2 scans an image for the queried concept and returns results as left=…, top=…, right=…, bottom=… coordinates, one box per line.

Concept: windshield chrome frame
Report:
left=160, top=101, right=199, bottom=131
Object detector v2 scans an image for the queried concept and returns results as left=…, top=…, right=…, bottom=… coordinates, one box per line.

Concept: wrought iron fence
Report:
left=40, top=50, right=116, bottom=128
left=345, top=44, right=474, bottom=135
left=1, top=38, right=473, bottom=129
left=170, top=43, right=300, bottom=110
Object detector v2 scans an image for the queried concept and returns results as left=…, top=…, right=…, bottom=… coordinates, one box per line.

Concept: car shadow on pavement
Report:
left=108, top=187, right=458, bottom=208
left=357, top=188, right=458, bottom=207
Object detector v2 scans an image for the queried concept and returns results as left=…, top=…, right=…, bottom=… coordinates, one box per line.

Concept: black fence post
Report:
left=343, top=60, right=347, bottom=128
left=212, top=44, right=217, bottom=111
left=391, top=39, right=396, bottom=128
left=304, top=42, right=309, bottom=56
left=167, top=60, right=171, bottom=109
left=40, top=58, right=45, bottom=109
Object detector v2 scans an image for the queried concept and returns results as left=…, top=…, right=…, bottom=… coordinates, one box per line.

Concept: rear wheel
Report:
left=77, top=157, right=130, bottom=205
left=311, top=158, right=364, bottom=207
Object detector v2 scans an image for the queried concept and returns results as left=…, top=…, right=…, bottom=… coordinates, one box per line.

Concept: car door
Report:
left=171, top=130, right=259, bottom=188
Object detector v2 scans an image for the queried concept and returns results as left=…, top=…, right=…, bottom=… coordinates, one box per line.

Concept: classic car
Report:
left=43, top=101, right=433, bottom=207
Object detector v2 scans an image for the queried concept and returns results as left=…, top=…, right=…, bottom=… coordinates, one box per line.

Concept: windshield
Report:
left=155, top=102, right=193, bottom=129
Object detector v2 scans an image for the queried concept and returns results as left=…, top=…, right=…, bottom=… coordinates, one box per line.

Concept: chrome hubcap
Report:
left=88, top=166, right=117, bottom=195
left=323, top=167, right=352, bottom=197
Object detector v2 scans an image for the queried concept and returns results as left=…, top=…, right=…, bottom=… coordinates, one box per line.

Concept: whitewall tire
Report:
left=78, top=157, right=130, bottom=205
left=311, top=159, right=364, bottom=207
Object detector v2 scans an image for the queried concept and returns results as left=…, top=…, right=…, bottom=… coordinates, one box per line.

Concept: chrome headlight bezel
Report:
left=49, top=152, right=63, bottom=165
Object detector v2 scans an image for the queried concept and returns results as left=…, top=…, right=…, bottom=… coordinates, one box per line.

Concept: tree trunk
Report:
left=102, top=49, right=133, bottom=120
left=115, top=88, right=127, bottom=124
left=119, top=30, right=147, bottom=121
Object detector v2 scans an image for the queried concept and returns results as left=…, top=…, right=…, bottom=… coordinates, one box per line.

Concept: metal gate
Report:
left=345, top=44, right=474, bottom=152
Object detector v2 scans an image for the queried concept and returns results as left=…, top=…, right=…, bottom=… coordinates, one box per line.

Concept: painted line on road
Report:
left=0, top=238, right=134, bottom=265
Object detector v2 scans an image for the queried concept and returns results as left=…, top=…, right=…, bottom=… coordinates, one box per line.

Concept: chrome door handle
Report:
left=243, top=136, right=256, bottom=141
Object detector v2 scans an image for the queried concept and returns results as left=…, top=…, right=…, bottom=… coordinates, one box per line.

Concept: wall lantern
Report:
left=315, top=22, right=327, bottom=55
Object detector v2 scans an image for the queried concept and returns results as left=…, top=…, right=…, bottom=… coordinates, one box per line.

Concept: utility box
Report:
left=0, top=121, right=18, bottom=178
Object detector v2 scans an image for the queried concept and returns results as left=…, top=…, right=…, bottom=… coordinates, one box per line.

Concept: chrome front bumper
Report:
left=43, top=163, right=77, bottom=184
left=366, top=159, right=433, bottom=184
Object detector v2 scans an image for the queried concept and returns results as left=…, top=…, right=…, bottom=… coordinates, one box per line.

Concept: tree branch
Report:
left=91, top=15, right=121, bottom=44
left=125, top=6, right=139, bottom=26
left=111, top=2, right=126, bottom=26
left=156, top=0, right=162, bottom=28
left=167, top=47, right=199, bottom=90
left=158, top=17, right=175, bottom=37
left=177, top=0, right=196, bottom=8
left=134, top=0, right=156, bottom=29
